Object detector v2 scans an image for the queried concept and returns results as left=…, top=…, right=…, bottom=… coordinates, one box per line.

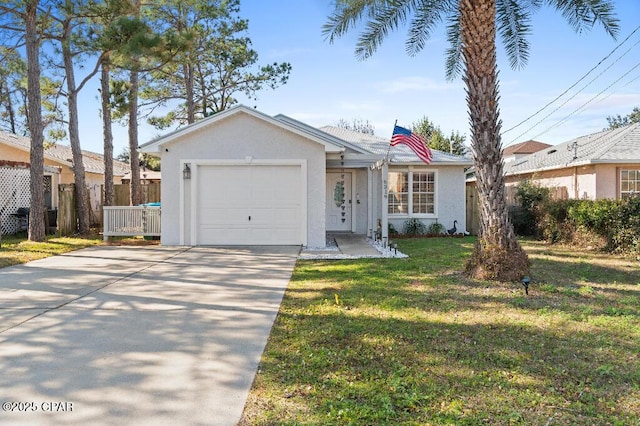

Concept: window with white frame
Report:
left=388, top=171, right=435, bottom=215
left=620, top=169, right=640, bottom=199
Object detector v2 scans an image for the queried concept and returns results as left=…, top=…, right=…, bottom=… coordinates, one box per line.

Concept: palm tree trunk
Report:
left=460, top=0, right=529, bottom=281
left=25, top=0, right=45, bottom=242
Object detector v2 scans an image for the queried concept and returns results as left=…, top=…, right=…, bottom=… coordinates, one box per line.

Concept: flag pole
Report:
left=385, top=119, right=397, bottom=164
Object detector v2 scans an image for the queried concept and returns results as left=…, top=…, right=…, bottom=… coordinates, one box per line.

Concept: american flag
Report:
left=391, top=125, right=433, bottom=164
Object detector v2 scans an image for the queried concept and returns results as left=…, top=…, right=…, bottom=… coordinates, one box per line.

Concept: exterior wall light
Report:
left=183, top=163, right=191, bottom=180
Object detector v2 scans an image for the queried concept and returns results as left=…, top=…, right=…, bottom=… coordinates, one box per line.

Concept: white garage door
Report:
left=196, top=164, right=302, bottom=245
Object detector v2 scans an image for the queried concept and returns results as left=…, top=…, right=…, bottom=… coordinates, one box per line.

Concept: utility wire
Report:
left=508, top=40, right=640, bottom=144
left=528, top=62, right=640, bottom=141
left=502, top=24, right=640, bottom=136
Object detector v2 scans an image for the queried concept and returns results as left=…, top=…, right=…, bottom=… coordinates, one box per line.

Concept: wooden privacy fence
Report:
left=103, top=206, right=161, bottom=240
left=58, top=184, right=77, bottom=236
left=113, top=183, right=161, bottom=206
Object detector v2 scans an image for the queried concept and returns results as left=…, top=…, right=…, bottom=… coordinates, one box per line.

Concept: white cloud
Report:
left=374, top=76, right=462, bottom=94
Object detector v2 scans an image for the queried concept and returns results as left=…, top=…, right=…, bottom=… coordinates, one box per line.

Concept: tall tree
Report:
left=324, top=0, right=618, bottom=281
left=142, top=0, right=291, bottom=128
left=0, top=47, right=27, bottom=135
left=0, top=1, right=47, bottom=241
left=46, top=0, right=105, bottom=234
left=606, top=106, right=640, bottom=129
left=412, top=116, right=467, bottom=155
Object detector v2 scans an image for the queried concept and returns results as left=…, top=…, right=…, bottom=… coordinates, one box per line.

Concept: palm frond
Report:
left=444, top=12, right=462, bottom=81
left=497, top=0, right=533, bottom=70
left=322, top=0, right=379, bottom=44
left=545, top=0, right=619, bottom=39
left=354, top=0, right=417, bottom=60
left=406, top=0, right=454, bottom=57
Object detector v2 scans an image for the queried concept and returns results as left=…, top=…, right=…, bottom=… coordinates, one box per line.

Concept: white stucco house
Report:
left=139, top=105, right=472, bottom=247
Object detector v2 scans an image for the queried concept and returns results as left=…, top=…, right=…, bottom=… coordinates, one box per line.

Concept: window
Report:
left=388, top=171, right=435, bottom=215
left=388, top=172, right=408, bottom=214
left=621, top=169, right=640, bottom=199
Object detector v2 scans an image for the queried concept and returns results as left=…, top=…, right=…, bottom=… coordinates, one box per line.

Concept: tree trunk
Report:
left=1, top=81, right=17, bottom=134
left=62, top=18, right=90, bottom=234
left=184, top=62, right=195, bottom=124
left=25, top=0, right=45, bottom=242
left=101, top=56, right=114, bottom=207
left=128, top=69, right=141, bottom=206
left=460, top=0, right=529, bottom=281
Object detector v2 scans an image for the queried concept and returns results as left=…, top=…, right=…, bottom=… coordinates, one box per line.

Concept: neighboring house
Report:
left=0, top=131, right=130, bottom=222
left=503, top=122, right=640, bottom=200
left=464, top=123, right=640, bottom=234
left=121, top=169, right=161, bottom=184
left=502, top=140, right=551, bottom=163
left=139, top=105, right=472, bottom=247
left=0, top=160, right=61, bottom=235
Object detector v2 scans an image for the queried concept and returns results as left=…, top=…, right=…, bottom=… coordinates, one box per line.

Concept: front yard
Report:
left=241, top=238, right=640, bottom=425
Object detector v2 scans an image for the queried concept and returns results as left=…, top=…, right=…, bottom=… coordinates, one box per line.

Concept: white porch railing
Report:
left=103, top=206, right=161, bottom=241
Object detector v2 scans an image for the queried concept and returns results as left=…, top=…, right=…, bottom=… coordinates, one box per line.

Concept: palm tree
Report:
left=324, top=0, right=618, bottom=281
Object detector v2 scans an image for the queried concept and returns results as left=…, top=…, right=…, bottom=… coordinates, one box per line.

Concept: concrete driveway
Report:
left=0, top=245, right=299, bottom=426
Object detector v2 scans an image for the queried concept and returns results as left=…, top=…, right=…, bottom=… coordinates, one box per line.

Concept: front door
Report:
left=326, top=172, right=352, bottom=231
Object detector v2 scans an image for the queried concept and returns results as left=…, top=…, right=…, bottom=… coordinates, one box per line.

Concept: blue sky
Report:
left=77, top=0, right=640, bottom=155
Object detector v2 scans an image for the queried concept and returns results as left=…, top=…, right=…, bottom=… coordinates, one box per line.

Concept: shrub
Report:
left=532, top=196, right=640, bottom=255
left=426, top=222, right=444, bottom=236
left=403, top=218, right=426, bottom=235
left=511, top=180, right=552, bottom=237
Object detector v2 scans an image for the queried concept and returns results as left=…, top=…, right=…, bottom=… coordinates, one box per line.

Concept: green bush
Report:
left=403, top=218, right=427, bottom=235
left=510, top=180, right=552, bottom=237
left=533, top=197, right=640, bottom=254
left=426, top=221, right=444, bottom=236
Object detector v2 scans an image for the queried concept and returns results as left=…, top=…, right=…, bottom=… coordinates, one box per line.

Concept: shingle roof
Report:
left=504, top=122, right=640, bottom=176
left=503, top=140, right=551, bottom=156
left=319, top=126, right=472, bottom=165
left=0, top=131, right=129, bottom=176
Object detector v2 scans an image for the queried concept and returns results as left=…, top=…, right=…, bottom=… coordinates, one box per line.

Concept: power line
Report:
left=527, top=62, right=640, bottom=141
left=502, top=24, right=640, bottom=136
left=507, top=40, right=640, bottom=144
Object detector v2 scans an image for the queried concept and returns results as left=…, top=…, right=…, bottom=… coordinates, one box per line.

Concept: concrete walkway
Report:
left=299, top=233, right=407, bottom=260
left=0, top=245, right=299, bottom=426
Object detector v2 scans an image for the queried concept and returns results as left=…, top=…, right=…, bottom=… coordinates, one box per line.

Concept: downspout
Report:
left=574, top=166, right=579, bottom=199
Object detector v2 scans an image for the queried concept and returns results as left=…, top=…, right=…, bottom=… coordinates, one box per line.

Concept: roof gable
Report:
left=503, top=140, right=551, bottom=156
left=139, top=105, right=347, bottom=154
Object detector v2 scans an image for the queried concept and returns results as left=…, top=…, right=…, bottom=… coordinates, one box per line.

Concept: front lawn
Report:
left=241, top=238, right=640, bottom=425
left=0, top=233, right=103, bottom=268
left=0, top=233, right=157, bottom=268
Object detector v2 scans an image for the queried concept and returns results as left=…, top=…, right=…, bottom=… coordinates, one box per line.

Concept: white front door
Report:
left=326, top=172, right=352, bottom=231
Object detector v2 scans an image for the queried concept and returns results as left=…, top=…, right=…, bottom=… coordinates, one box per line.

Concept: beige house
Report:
left=465, top=123, right=640, bottom=234
left=503, top=123, right=640, bottom=200
left=0, top=131, right=129, bottom=222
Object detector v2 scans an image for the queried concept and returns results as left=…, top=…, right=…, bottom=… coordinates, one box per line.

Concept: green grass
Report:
left=241, top=238, right=640, bottom=425
left=0, top=233, right=103, bottom=268
left=0, top=233, right=156, bottom=268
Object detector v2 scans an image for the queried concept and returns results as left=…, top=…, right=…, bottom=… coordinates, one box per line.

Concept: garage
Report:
left=195, top=164, right=304, bottom=245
